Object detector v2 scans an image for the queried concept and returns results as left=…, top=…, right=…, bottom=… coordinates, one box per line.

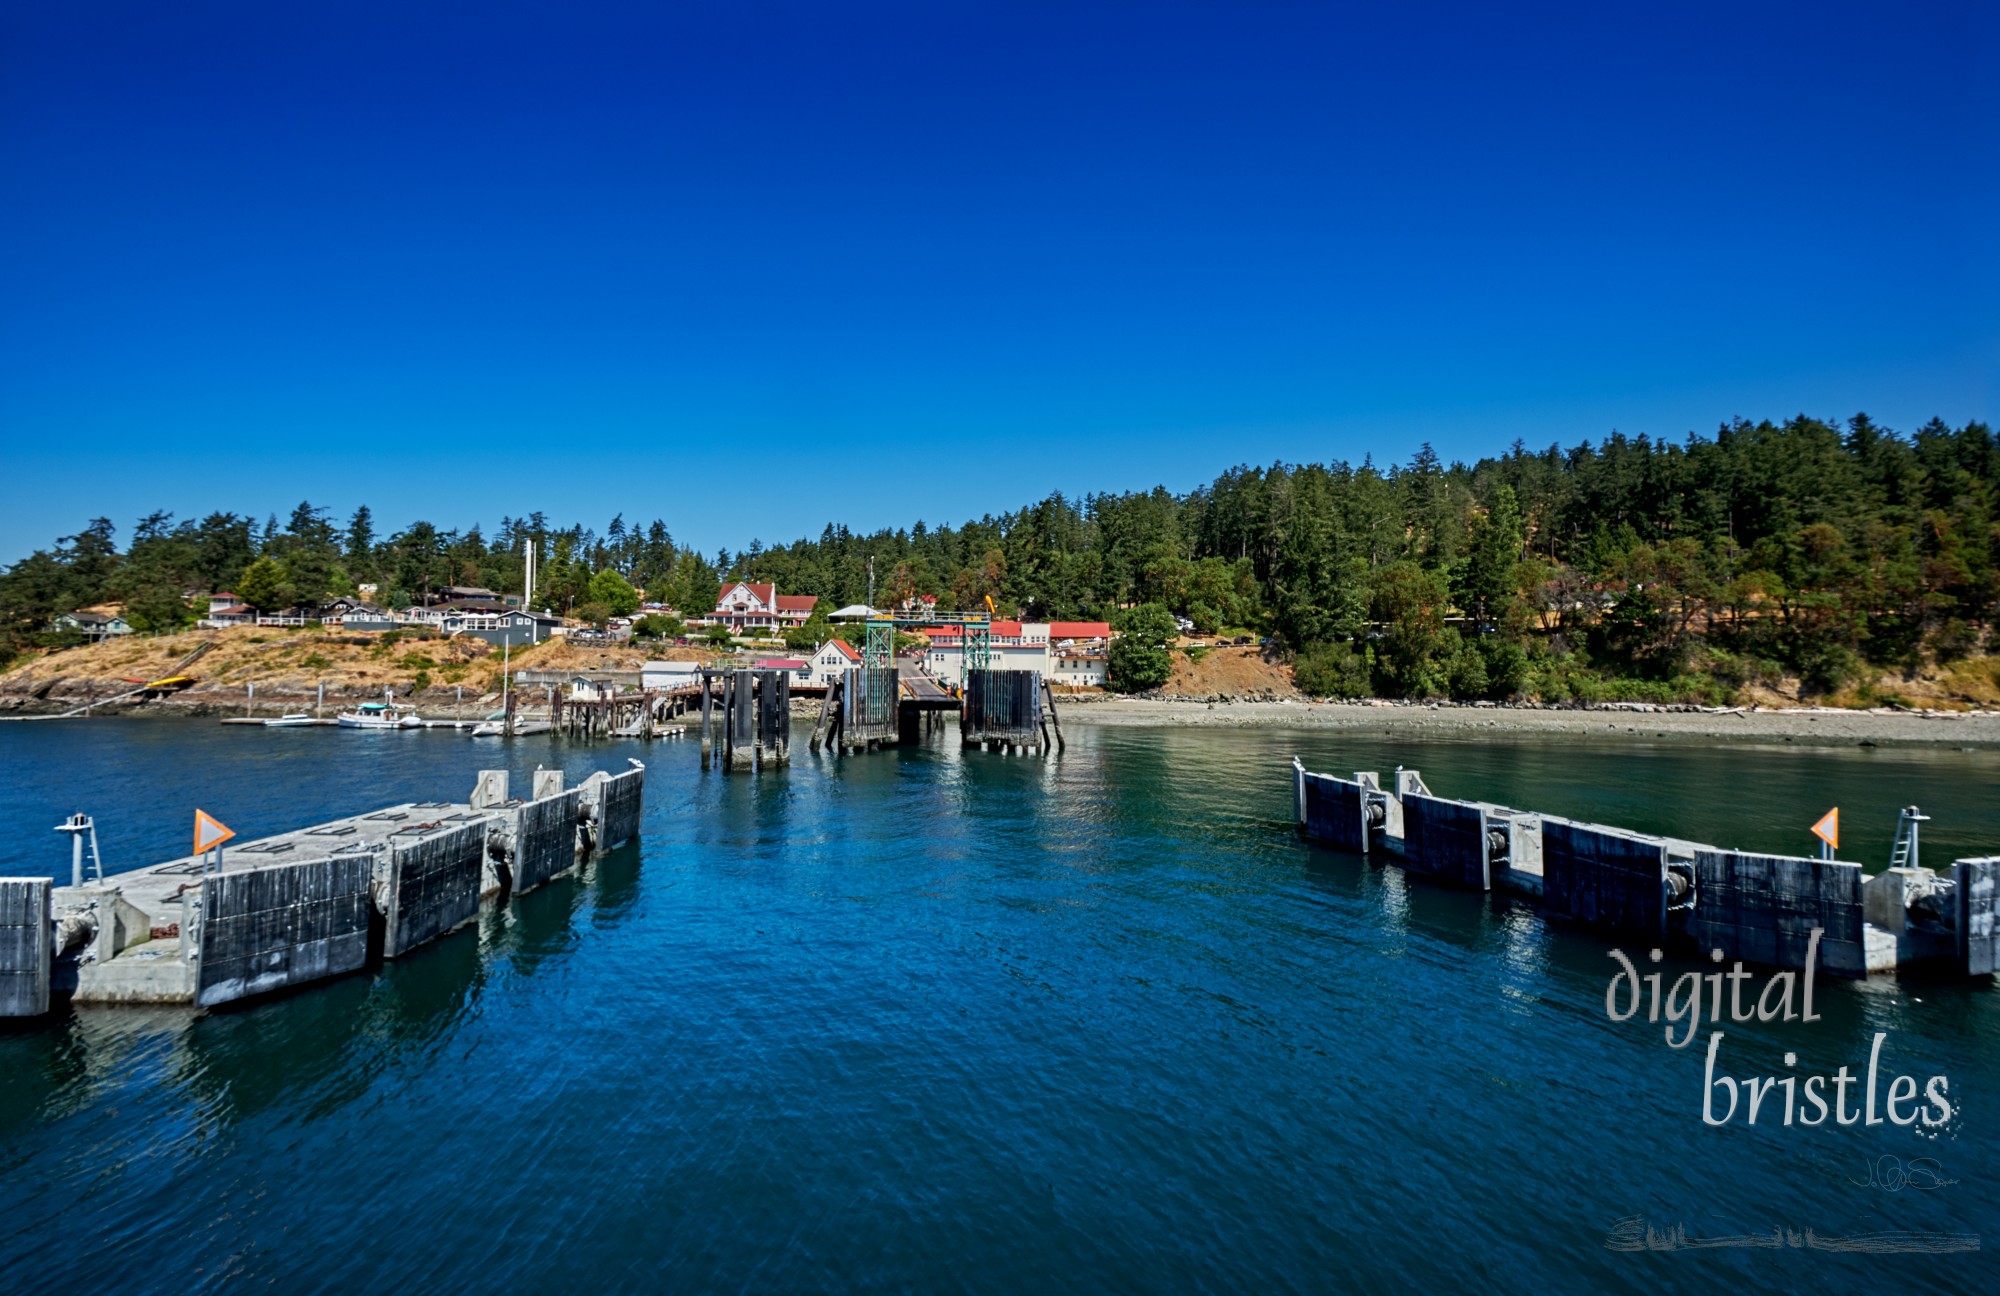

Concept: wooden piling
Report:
left=700, top=674, right=713, bottom=768
left=811, top=678, right=836, bottom=752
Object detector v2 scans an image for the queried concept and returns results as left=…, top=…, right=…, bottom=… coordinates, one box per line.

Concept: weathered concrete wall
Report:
left=1690, top=849, right=1867, bottom=977
left=513, top=788, right=584, bottom=893
left=1497, top=813, right=1544, bottom=895
left=0, top=877, right=52, bottom=1017
left=594, top=767, right=645, bottom=853
left=1957, top=857, right=1998, bottom=977
left=196, top=854, right=373, bottom=1007
left=1403, top=793, right=1493, bottom=890
left=1862, top=867, right=1958, bottom=968
left=1542, top=820, right=1669, bottom=940
left=382, top=821, right=488, bottom=958
left=470, top=770, right=509, bottom=810
left=1301, top=773, right=1372, bottom=854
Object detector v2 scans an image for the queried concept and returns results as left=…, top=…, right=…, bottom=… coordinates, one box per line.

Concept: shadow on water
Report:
left=174, top=917, right=489, bottom=1124
left=486, top=858, right=592, bottom=975
left=588, top=838, right=646, bottom=922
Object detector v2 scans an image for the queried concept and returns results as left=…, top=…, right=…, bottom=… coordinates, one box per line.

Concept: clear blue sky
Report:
left=2, top=0, right=1993, bottom=562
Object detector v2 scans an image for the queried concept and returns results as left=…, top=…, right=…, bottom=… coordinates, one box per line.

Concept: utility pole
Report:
left=868, top=557, right=875, bottom=612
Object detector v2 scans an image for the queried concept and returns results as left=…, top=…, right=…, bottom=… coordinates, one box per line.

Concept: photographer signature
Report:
left=1851, top=1155, right=1957, bottom=1192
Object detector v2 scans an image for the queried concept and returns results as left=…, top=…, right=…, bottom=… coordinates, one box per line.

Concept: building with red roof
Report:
left=708, top=580, right=820, bottom=633
left=1047, top=621, right=1113, bottom=642
left=806, top=636, right=863, bottom=687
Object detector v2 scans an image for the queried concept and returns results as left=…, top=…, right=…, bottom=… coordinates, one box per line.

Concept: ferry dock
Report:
left=1292, top=758, right=1998, bottom=982
left=0, top=762, right=646, bottom=1017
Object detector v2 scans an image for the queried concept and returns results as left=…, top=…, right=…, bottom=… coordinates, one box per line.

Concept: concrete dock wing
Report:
left=380, top=820, right=489, bottom=959
left=1292, top=755, right=1992, bottom=983
left=2, top=763, right=645, bottom=1017
left=0, top=878, right=52, bottom=1017
left=196, top=853, right=374, bottom=1007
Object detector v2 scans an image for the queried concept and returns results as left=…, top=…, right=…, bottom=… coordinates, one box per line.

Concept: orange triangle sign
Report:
left=193, top=809, right=236, bottom=856
left=1810, top=806, right=1839, bottom=850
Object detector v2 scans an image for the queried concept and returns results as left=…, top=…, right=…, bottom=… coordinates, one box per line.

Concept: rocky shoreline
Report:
left=7, top=685, right=1999, bottom=750
left=1055, top=694, right=2000, bottom=748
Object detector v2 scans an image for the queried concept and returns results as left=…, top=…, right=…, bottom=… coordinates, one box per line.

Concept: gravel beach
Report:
left=1057, top=696, right=2000, bottom=749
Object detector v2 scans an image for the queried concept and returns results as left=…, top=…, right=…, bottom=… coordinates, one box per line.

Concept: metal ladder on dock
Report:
left=53, top=813, right=106, bottom=885
left=1889, top=805, right=1929, bottom=872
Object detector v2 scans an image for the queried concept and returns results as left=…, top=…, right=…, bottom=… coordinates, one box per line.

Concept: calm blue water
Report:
left=1, top=718, right=1996, bottom=1293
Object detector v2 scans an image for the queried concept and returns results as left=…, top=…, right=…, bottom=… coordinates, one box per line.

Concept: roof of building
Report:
left=60, top=611, right=117, bottom=625
left=923, top=620, right=1025, bottom=641
left=718, top=582, right=776, bottom=605
left=827, top=604, right=876, bottom=619
left=775, top=594, right=818, bottom=612
left=754, top=658, right=807, bottom=669
left=1049, top=621, right=1113, bottom=639
left=822, top=639, right=861, bottom=661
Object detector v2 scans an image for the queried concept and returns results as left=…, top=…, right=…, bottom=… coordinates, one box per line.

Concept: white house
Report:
left=1048, top=648, right=1109, bottom=688
left=806, top=637, right=862, bottom=687
left=199, top=592, right=255, bottom=628
left=322, top=601, right=398, bottom=629
left=708, top=582, right=819, bottom=633
left=641, top=660, right=704, bottom=691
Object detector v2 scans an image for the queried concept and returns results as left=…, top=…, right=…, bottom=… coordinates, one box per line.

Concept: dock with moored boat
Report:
left=0, top=762, right=646, bottom=1017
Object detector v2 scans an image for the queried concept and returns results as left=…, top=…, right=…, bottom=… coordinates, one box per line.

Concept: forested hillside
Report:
left=4, top=414, right=1995, bottom=703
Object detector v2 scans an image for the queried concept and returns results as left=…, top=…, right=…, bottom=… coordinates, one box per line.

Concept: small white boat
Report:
left=336, top=702, right=423, bottom=730
left=470, top=720, right=505, bottom=737
left=264, top=713, right=318, bottom=727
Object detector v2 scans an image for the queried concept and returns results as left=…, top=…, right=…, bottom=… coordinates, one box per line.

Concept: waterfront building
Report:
left=806, top=637, right=862, bottom=687
left=707, top=582, right=819, bottom=633
left=320, top=601, right=396, bottom=629
left=199, top=592, right=254, bottom=628
left=640, top=660, right=703, bottom=690
left=1048, top=646, right=1109, bottom=688
left=919, top=619, right=1114, bottom=686
left=52, top=610, right=133, bottom=642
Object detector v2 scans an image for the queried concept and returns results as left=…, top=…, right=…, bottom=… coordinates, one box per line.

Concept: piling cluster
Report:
left=700, top=668, right=793, bottom=769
